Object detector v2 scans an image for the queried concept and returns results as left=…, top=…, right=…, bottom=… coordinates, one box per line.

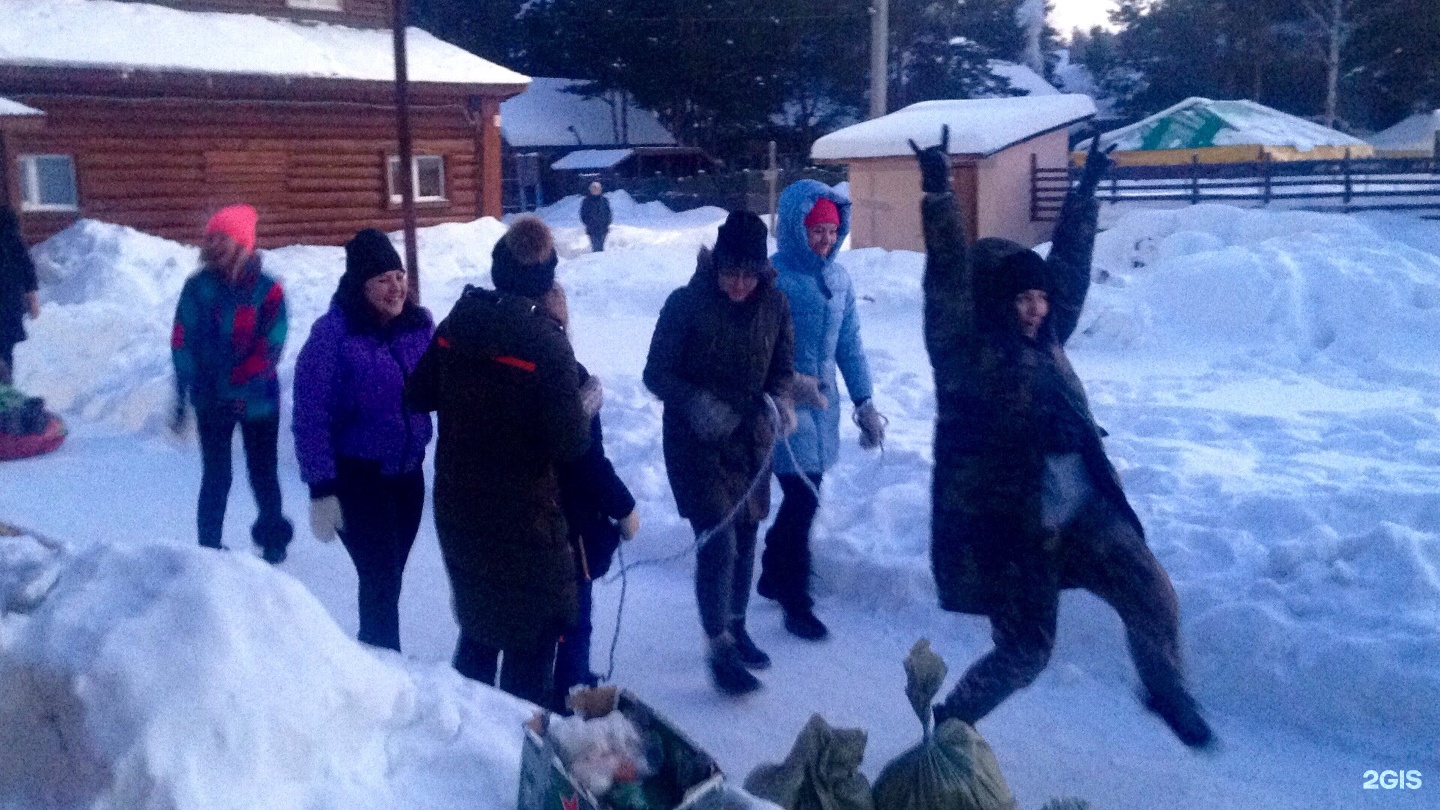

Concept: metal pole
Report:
left=393, top=0, right=420, bottom=301
left=869, top=0, right=888, bottom=119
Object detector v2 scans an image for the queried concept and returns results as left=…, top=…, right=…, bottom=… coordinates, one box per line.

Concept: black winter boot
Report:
left=782, top=606, right=829, bottom=641
left=730, top=622, right=771, bottom=670
left=708, top=637, right=762, bottom=696
left=1144, top=689, right=1216, bottom=750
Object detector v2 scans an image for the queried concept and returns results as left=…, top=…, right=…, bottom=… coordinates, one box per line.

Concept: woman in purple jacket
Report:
left=293, top=229, right=434, bottom=652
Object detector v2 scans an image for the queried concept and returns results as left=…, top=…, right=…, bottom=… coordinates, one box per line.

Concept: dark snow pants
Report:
left=939, top=493, right=1187, bottom=725
left=554, top=577, right=596, bottom=706
left=335, top=459, right=425, bottom=653
left=454, top=633, right=558, bottom=706
left=759, top=472, right=824, bottom=610
left=694, top=518, right=759, bottom=639
left=588, top=230, right=607, bottom=253
left=197, top=409, right=292, bottom=553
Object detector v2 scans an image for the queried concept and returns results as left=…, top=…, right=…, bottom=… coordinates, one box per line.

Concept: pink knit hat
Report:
left=204, top=205, right=258, bottom=252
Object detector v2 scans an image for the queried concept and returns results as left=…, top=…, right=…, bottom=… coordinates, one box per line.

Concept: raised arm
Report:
left=1047, top=134, right=1113, bottom=346
left=910, top=127, right=976, bottom=374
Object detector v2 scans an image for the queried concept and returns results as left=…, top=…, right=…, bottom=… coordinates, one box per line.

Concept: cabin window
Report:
left=17, top=155, right=79, bottom=212
left=387, top=155, right=447, bottom=205
left=286, top=0, right=343, bottom=11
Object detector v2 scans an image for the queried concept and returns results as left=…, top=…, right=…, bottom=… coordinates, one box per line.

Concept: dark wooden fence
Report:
left=1032, top=153, right=1440, bottom=221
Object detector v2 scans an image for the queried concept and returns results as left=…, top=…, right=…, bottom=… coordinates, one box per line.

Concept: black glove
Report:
left=168, top=396, right=189, bottom=436
left=1076, top=130, right=1117, bottom=198
left=908, top=125, right=952, bottom=194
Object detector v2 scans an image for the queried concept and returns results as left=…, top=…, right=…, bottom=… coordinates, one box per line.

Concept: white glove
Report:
left=580, top=375, right=604, bottom=420
left=769, top=394, right=798, bottom=437
left=855, top=400, right=887, bottom=449
left=618, top=510, right=640, bottom=540
left=687, top=390, right=741, bottom=442
left=309, top=496, right=344, bottom=543
left=791, top=374, right=829, bottom=410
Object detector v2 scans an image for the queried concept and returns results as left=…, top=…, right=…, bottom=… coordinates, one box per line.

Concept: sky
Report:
left=1051, top=0, right=1118, bottom=37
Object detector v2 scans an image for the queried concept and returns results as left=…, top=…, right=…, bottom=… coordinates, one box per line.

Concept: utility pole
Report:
left=869, top=0, right=888, bottom=119
left=765, top=141, right=779, bottom=235
left=392, top=0, right=420, bottom=301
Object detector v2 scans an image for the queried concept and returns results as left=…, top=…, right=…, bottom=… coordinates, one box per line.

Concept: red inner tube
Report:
left=0, top=415, right=67, bottom=461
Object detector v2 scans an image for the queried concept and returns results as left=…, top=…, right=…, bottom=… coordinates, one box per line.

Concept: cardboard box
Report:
left=518, top=688, right=726, bottom=810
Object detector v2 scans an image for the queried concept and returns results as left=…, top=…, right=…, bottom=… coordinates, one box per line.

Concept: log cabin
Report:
left=0, top=0, right=529, bottom=247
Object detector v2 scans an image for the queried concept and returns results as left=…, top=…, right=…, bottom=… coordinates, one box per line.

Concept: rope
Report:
left=598, top=395, right=787, bottom=682
left=595, top=396, right=885, bottom=682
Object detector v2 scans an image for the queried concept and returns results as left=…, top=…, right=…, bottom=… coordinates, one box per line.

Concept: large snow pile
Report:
left=0, top=532, right=532, bottom=810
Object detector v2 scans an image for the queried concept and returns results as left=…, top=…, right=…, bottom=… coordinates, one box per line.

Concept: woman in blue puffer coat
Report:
left=293, top=229, right=434, bottom=653
left=759, top=181, right=886, bottom=640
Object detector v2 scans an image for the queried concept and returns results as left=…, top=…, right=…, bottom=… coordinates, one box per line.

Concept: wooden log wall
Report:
left=9, top=94, right=488, bottom=248
left=111, top=0, right=390, bottom=28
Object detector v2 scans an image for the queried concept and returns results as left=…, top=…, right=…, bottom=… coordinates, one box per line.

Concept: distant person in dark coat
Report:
left=407, top=216, right=590, bottom=705
left=170, top=204, right=293, bottom=564
left=536, top=283, right=641, bottom=709
left=643, top=210, right=796, bottom=696
left=580, top=181, right=613, bottom=253
left=0, top=206, right=40, bottom=375
left=916, top=129, right=1214, bottom=749
left=293, top=229, right=434, bottom=653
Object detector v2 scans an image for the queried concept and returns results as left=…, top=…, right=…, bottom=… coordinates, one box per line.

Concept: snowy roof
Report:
left=811, top=94, right=1096, bottom=161
left=501, top=78, right=675, bottom=148
left=0, top=97, right=44, bottom=117
left=987, top=61, right=1059, bottom=97
left=1100, top=98, right=1368, bottom=151
left=1368, top=110, right=1440, bottom=152
left=0, top=0, right=528, bottom=86
left=551, top=149, right=633, bottom=171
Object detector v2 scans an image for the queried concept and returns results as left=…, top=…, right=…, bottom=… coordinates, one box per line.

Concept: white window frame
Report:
left=286, top=0, right=343, bottom=11
left=17, top=154, right=80, bottom=212
left=387, top=155, right=447, bottom=205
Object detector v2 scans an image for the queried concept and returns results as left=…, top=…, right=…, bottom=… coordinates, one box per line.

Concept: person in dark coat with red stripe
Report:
left=406, top=216, right=591, bottom=705
left=293, top=229, right=434, bottom=652
left=535, top=283, right=641, bottom=709
left=170, top=204, right=293, bottom=563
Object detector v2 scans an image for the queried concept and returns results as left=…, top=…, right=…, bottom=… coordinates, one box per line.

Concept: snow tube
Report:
left=0, top=415, right=67, bottom=461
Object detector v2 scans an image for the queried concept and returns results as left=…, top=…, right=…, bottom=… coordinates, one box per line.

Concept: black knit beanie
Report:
left=492, top=215, right=558, bottom=298
left=344, top=228, right=403, bottom=283
left=996, top=249, right=1051, bottom=300
left=712, top=210, right=770, bottom=271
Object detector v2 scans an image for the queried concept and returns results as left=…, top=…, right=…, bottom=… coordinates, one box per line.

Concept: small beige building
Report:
left=811, top=95, right=1096, bottom=251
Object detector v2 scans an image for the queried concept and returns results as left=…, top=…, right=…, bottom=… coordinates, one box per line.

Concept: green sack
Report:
left=871, top=640, right=1018, bottom=810
left=745, top=714, right=873, bottom=810
left=0, top=383, right=45, bottom=436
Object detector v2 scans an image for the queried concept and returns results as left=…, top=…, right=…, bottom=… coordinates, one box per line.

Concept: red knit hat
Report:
left=205, top=204, right=258, bottom=253
left=803, top=197, right=840, bottom=229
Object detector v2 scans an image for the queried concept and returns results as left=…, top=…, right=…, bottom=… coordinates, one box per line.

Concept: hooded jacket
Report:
left=406, top=285, right=590, bottom=649
left=171, top=255, right=287, bottom=419
left=923, top=187, right=1143, bottom=615
left=292, top=283, right=434, bottom=494
left=771, top=181, right=873, bottom=475
left=643, top=247, right=794, bottom=527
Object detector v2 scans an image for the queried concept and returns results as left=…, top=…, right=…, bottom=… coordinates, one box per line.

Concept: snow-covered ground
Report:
left=3, top=194, right=1439, bottom=808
